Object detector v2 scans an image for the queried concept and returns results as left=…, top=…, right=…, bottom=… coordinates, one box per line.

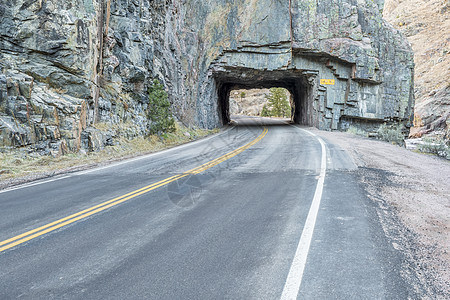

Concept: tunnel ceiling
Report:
left=214, top=69, right=308, bottom=90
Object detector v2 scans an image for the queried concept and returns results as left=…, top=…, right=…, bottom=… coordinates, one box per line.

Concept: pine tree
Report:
left=261, top=104, right=270, bottom=117
left=265, top=88, right=290, bottom=118
left=147, top=79, right=175, bottom=135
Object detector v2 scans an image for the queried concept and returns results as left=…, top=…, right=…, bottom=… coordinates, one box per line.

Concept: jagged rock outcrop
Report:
left=0, top=0, right=415, bottom=153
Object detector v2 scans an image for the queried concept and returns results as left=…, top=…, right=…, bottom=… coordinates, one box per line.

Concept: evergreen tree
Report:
left=261, top=104, right=270, bottom=117
left=265, top=88, right=291, bottom=118
left=147, top=79, right=175, bottom=135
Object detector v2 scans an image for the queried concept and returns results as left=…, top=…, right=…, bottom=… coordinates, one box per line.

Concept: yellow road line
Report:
left=0, top=127, right=268, bottom=253
left=0, top=173, right=185, bottom=248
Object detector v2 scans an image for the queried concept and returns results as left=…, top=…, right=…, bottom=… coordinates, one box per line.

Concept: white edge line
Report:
left=75, top=126, right=234, bottom=175
left=280, top=127, right=327, bottom=300
left=0, top=175, right=71, bottom=194
left=0, top=127, right=234, bottom=194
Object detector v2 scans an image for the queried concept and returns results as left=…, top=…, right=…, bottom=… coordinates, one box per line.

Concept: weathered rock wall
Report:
left=0, top=0, right=415, bottom=154
left=0, top=0, right=182, bottom=153
left=0, top=0, right=98, bottom=154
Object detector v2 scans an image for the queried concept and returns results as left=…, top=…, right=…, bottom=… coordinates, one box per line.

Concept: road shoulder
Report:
left=312, top=128, right=450, bottom=298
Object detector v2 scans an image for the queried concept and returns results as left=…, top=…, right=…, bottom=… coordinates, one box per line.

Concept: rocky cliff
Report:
left=383, top=0, right=449, bottom=140
left=0, top=0, right=415, bottom=154
left=0, top=0, right=179, bottom=154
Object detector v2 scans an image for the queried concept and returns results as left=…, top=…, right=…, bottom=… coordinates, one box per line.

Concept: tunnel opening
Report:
left=228, top=88, right=292, bottom=120
left=214, top=69, right=316, bottom=127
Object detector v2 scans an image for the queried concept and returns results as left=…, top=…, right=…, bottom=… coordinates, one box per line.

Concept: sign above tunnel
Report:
left=320, top=79, right=335, bottom=85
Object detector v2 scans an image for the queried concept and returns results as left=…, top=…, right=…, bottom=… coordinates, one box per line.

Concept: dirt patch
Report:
left=313, top=129, right=450, bottom=298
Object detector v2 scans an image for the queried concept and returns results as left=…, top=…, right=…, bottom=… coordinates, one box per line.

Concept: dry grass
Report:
left=0, top=123, right=218, bottom=183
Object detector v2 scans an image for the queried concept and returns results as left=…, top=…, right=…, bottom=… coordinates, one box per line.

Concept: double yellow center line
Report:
left=0, top=127, right=268, bottom=253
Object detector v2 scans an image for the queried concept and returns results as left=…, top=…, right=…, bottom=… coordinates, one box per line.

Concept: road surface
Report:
left=0, top=116, right=412, bottom=299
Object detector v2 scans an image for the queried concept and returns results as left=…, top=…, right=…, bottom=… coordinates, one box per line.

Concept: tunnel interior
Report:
left=214, top=69, right=315, bottom=126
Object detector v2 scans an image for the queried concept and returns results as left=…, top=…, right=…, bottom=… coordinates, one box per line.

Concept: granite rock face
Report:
left=0, top=0, right=415, bottom=153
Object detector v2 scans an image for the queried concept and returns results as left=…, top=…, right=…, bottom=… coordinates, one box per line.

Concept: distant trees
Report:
left=261, top=88, right=291, bottom=118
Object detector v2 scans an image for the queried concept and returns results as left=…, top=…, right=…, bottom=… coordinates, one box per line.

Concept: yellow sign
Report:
left=320, top=79, right=335, bottom=85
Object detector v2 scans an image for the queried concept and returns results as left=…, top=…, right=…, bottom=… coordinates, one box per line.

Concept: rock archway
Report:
left=201, top=47, right=404, bottom=131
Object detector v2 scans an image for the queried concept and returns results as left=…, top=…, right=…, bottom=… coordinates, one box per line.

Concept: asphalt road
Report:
left=0, top=116, right=412, bottom=299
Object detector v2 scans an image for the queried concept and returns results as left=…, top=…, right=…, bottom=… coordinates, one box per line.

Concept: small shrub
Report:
left=377, top=123, right=405, bottom=146
left=347, top=126, right=368, bottom=137
left=147, top=79, right=175, bottom=135
left=417, top=137, right=449, bottom=159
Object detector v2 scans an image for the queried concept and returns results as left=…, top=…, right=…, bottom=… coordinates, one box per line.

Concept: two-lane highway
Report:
left=0, top=116, right=413, bottom=299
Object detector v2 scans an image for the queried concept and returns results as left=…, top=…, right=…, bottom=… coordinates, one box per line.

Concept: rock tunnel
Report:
left=187, top=0, right=414, bottom=132
left=195, top=41, right=414, bottom=132
left=203, top=48, right=380, bottom=131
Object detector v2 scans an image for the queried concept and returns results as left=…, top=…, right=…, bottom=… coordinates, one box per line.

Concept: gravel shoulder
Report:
left=313, top=128, right=450, bottom=298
